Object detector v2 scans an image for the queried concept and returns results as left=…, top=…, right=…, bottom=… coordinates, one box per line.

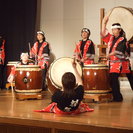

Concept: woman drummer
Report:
left=34, top=59, right=94, bottom=114
left=7, top=52, right=34, bottom=83
left=30, top=31, right=50, bottom=90
left=74, top=28, right=95, bottom=66
left=101, top=16, right=133, bottom=102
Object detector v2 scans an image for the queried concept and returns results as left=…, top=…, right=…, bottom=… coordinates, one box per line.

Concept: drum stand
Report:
left=84, top=92, right=113, bottom=103
left=15, top=92, right=43, bottom=100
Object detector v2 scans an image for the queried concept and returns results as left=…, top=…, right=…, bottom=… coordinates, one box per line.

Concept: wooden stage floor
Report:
left=0, top=81, right=133, bottom=133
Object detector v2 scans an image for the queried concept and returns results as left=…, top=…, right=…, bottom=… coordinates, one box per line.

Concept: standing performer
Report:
left=74, top=28, right=95, bottom=66
left=101, top=16, right=133, bottom=102
left=30, top=31, right=50, bottom=90
left=0, top=36, right=5, bottom=89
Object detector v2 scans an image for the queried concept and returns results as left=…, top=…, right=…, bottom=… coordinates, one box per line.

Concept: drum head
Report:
left=83, top=64, right=108, bottom=69
left=7, top=61, right=19, bottom=66
left=49, top=57, right=82, bottom=88
left=105, top=6, right=133, bottom=41
left=16, top=65, right=41, bottom=71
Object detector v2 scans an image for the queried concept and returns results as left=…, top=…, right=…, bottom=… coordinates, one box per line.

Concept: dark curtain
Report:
left=0, top=0, right=37, bottom=88
left=0, top=0, right=37, bottom=62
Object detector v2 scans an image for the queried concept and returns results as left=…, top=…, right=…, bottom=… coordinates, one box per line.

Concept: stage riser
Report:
left=0, top=123, right=133, bottom=133
left=0, top=124, right=89, bottom=133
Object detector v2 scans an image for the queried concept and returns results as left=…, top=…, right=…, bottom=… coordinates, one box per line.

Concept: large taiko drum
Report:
left=105, top=6, right=133, bottom=42
left=83, top=64, right=111, bottom=94
left=14, top=65, right=42, bottom=93
left=6, top=61, right=18, bottom=78
left=47, top=57, right=82, bottom=94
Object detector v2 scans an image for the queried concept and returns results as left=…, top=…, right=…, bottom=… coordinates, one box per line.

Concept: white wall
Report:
left=39, top=0, right=133, bottom=60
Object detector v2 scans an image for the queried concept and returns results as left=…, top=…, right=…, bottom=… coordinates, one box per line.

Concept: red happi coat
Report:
left=103, top=33, right=131, bottom=73
left=30, top=41, right=49, bottom=69
left=0, top=40, right=5, bottom=65
left=74, top=40, right=94, bottom=65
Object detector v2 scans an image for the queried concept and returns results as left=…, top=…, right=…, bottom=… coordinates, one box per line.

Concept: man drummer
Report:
left=0, top=36, right=5, bottom=89
left=101, top=16, right=133, bottom=102
left=74, top=28, right=95, bottom=66
left=30, top=31, right=50, bottom=90
left=7, top=52, right=34, bottom=83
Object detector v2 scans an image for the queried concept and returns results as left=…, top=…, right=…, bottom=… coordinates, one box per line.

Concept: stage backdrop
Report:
left=0, top=0, right=37, bottom=87
left=0, top=0, right=37, bottom=63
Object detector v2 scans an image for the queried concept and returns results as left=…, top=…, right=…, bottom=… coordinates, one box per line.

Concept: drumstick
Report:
left=29, top=42, right=38, bottom=58
left=75, top=42, right=83, bottom=59
left=11, top=82, right=14, bottom=97
left=28, top=59, right=35, bottom=63
left=28, top=42, right=39, bottom=64
left=28, top=42, right=31, bottom=52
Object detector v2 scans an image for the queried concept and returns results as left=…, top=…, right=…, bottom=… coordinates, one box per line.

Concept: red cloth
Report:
left=34, top=102, right=94, bottom=115
left=0, top=40, right=5, bottom=65
left=102, top=33, right=131, bottom=73
left=74, top=40, right=94, bottom=65
left=30, top=41, right=49, bottom=69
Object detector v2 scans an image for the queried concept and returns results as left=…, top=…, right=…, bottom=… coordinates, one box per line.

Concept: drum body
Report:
left=15, top=65, right=42, bottom=93
left=6, top=61, right=18, bottom=78
left=83, top=64, right=111, bottom=94
left=105, top=6, right=133, bottom=42
left=47, top=57, right=82, bottom=94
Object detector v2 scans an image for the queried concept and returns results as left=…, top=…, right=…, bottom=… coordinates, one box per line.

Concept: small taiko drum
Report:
left=6, top=61, right=18, bottom=78
left=47, top=57, right=82, bottom=94
left=15, top=65, right=42, bottom=93
left=105, top=6, right=133, bottom=42
left=83, top=64, right=111, bottom=95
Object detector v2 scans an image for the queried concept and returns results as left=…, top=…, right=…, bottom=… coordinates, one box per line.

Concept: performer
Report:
left=30, top=31, right=50, bottom=90
left=7, top=52, right=34, bottom=83
left=34, top=60, right=94, bottom=114
left=0, top=36, right=5, bottom=89
left=74, top=28, right=95, bottom=66
left=101, top=16, right=133, bottom=102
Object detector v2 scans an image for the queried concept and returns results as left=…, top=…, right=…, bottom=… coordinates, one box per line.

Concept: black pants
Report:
left=109, top=71, right=133, bottom=101
left=42, top=66, right=48, bottom=91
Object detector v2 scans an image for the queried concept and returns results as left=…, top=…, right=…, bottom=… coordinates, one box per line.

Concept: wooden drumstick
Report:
left=29, top=42, right=38, bottom=58
left=28, top=59, right=35, bottom=63
left=75, top=42, right=83, bottom=60
left=11, top=82, right=14, bottom=97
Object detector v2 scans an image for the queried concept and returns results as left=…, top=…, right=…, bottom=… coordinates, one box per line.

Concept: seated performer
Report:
left=7, top=52, right=33, bottom=83
left=101, top=16, right=133, bottom=102
left=30, top=31, right=50, bottom=90
left=74, top=28, right=95, bottom=66
left=34, top=59, right=94, bottom=114
left=0, top=36, right=5, bottom=89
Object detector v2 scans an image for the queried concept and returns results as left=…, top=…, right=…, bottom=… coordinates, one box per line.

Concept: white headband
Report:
left=37, top=31, right=45, bottom=35
left=111, top=25, right=121, bottom=29
left=20, top=53, right=29, bottom=58
left=82, top=29, right=89, bottom=33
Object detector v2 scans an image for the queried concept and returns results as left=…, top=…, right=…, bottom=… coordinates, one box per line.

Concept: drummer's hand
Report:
left=38, top=56, right=41, bottom=60
left=7, top=75, right=14, bottom=83
left=103, top=16, right=109, bottom=25
left=80, top=58, right=84, bottom=62
left=106, top=54, right=110, bottom=59
left=72, top=58, right=77, bottom=68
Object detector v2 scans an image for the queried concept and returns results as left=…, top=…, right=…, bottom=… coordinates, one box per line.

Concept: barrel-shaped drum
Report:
left=15, top=65, right=42, bottom=93
left=83, top=64, right=111, bottom=94
left=47, top=57, right=82, bottom=94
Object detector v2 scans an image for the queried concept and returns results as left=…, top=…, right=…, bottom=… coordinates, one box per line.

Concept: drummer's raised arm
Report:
left=72, top=60, right=83, bottom=85
left=101, top=16, right=109, bottom=37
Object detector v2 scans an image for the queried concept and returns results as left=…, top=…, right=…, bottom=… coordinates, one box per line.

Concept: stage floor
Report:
left=0, top=81, right=133, bottom=133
